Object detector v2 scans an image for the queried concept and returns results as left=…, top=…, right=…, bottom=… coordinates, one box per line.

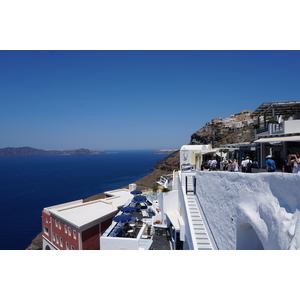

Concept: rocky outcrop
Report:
left=190, top=123, right=255, bottom=147
left=26, top=232, right=43, bottom=250
left=155, top=150, right=180, bottom=172
left=0, top=147, right=107, bottom=157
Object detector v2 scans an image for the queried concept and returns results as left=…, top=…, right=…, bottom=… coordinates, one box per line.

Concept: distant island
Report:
left=0, top=147, right=107, bottom=157
left=153, top=149, right=178, bottom=154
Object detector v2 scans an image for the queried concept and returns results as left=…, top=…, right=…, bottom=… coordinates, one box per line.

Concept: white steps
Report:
left=186, top=195, right=214, bottom=250
left=186, top=176, right=195, bottom=194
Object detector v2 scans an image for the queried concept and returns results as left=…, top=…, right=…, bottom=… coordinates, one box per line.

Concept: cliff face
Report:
left=155, top=150, right=180, bottom=171
left=190, top=123, right=255, bottom=147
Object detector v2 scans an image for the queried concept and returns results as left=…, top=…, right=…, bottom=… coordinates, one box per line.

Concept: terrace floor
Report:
left=151, top=232, right=171, bottom=250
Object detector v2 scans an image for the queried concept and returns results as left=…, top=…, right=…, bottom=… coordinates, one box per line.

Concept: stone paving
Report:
left=151, top=233, right=171, bottom=250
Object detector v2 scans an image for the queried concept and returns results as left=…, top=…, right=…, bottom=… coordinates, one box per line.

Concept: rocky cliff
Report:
left=190, top=123, right=255, bottom=147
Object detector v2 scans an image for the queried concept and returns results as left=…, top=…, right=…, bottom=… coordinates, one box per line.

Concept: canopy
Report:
left=130, top=189, right=142, bottom=195
left=254, top=135, right=300, bottom=143
left=121, top=206, right=136, bottom=213
left=113, top=214, right=131, bottom=223
left=133, top=195, right=147, bottom=202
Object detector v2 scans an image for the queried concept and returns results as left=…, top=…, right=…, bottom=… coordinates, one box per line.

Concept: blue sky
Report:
left=1, top=50, right=300, bottom=150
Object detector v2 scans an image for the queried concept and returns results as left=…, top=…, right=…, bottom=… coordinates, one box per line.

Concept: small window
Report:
left=58, top=222, right=61, bottom=230
left=55, top=235, right=59, bottom=244
left=46, top=218, right=48, bottom=224
left=52, top=233, right=55, bottom=241
left=60, top=238, right=63, bottom=247
left=68, top=227, right=71, bottom=236
left=71, top=245, right=75, bottom=250
left=64, top=225, right=67, bottom=234
left=55, top=220, right=58, bottom=228
left=44, top=226, right=49, bottom=235
left=73, top=230, right=76, bottom=240
left=66, top=242, right=69, bottom=250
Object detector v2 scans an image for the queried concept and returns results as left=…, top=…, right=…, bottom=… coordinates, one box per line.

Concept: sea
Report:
left=0, top=150, right=169, bottom=250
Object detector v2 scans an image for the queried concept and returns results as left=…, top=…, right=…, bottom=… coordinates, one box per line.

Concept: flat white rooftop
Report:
left=44, top=189, right=132, bottom=229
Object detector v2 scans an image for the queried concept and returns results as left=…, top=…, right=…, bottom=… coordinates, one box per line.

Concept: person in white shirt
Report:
left=232, top=159, right=239, bottom=172
left=243, top=156, right=252, bottom=173
left=209, top=157, right=217, bottom=171
left=241, top=157, right=246, bottom=172
left=288, top=152, right=300, bottom=173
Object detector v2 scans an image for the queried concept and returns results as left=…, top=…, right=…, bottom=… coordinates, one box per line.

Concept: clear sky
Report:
left=1, top=50, right=300, bottom=150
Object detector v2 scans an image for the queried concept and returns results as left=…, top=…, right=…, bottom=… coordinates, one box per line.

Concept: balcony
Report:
left=255, top=119, right=300, bottom=139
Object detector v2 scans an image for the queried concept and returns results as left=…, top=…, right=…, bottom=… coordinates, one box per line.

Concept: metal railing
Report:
left=256, top=126, right=268, bottom=134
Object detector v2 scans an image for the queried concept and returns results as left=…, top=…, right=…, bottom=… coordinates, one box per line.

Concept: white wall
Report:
left=284, top=119, right=300, bottom=134
left=176, top=173, right=194, bottom=250
left=159, top=190, right=179, bottom=214
left=195, top=172, right=300, bottom=250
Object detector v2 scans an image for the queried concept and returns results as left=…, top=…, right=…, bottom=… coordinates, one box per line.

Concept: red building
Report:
left=42, top=189, right=132, bottom=250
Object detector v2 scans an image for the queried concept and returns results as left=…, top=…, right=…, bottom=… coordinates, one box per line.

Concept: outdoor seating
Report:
left=127, top=229, right=135, bottom=238
left=142, top=211, right=149, bottom=217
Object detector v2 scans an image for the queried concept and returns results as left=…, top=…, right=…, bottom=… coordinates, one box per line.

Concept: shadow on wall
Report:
left=236, top=222, right=264, bottom=250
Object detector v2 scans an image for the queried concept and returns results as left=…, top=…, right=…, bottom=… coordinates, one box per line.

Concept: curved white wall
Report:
left=195, top=172, right=300, bottom=250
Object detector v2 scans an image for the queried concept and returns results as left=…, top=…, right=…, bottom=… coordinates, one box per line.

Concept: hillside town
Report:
left=210, top=110, right=253, bottom=127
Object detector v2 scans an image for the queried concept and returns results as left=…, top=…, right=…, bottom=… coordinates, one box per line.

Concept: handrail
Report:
left=256, top=126, right=268, bottom=134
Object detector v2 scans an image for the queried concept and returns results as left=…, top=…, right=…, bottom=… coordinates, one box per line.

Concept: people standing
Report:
left=264, top=155, right=276, bottom=172
left=241, top=157, right=246, bottom=172
left=244, top=156, right=252, bottom=173
left=282, top=155, right=292, bottom=173
left=232, top=159, right=239, bottom=172
left=210, top=156, right=217, bottom=171
left=288, top=152, right=300, bottom=173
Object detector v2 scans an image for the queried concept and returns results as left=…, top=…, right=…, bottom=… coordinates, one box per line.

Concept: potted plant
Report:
left=268, top=117, right=277, bottom=124
left=282, top=115, right=290, bottom=121
left=152, top=185, right=159, bottom=193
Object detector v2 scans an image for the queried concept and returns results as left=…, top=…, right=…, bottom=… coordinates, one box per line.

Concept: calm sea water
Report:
left=0, top=150, right=168, bottom=250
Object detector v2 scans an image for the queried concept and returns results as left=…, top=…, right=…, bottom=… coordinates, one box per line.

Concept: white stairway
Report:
left=186, top=195, right=215, bottom=250
left=186, top=175, right=195, bottom=194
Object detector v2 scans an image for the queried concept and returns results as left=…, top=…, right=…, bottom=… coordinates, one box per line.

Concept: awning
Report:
left=254, top=135, right=300, bottom=143
left=166, top=211, right=180, bottom=230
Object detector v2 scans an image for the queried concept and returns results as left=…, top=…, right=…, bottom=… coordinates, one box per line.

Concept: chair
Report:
left=127, top=229, right=135, bottom=238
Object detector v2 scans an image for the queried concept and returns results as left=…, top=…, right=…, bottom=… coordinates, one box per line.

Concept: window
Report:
left=66, top=242, right=69, bottom=250
left=68, top=227, right=71, bottom=236
left=58, top=222, right=61, bottom=230
left=46, top=218, right=48, bottom=224
left=52, top=233, right=55, bottom=242
left=71, top=245, right=75, bottom=250
left=64, top=225, right=67, bottom=234
left=55, top=234, right=59, bottom=244
left=44, top=226, right=49, bottom=236
left=55, top=220, right=58, bottom=228
left=73, top=230, right=76, bottom=240
left=60, top=237, right=63, bottom=247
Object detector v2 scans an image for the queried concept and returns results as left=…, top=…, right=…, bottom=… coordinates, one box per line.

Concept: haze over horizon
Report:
left=1, top=50, right=300, bottom=150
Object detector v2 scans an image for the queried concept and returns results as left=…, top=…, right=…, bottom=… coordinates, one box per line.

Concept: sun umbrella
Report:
left=130, top=189, right=142, bottom=195
left=133, top=195, right=147, bottom=202
left=113, top=214, right=131, bottom=223
left=121, top=206, right=136, bottom=213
